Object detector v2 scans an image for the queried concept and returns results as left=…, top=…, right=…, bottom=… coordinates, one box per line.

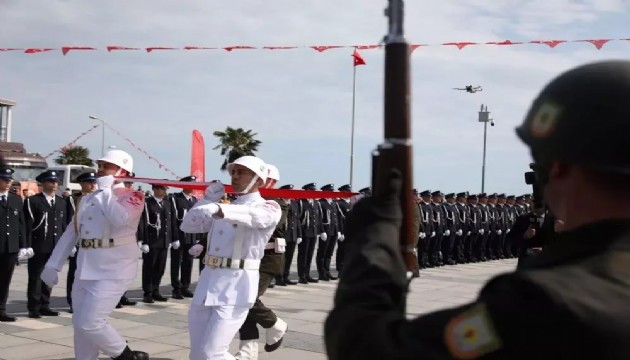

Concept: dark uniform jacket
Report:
left=318, top=199, right=340, bottom=237
left=325, top=191, right=630, bottom=359
left=455, top=202, right=470, bottom=235
left=299, top=199, right=322, bottom=238
left=268, top=198, right=288, bottom=244
left=334, top=199, right=351, bottom=236
left=443, top=203, right=459, bottom=233
left=285, top=200, right=302, bottom=242
left=139, top=196, right=177, bottom=248
left=24, top=193, right=67, bottom=254
left=0, top=193, right=26, bottom=254
left=170, top=192, right=199, bottom=245
left=419, top=202, right=433, bottom=235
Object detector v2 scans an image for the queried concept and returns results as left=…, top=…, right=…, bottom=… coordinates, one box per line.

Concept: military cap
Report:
left=338, top=184, right=352, bottom=192
left=0, top=168, right=14, bottom=180
left=76, top=171, right=97, bottom=183
left=468, top=194, right=478, bottom=200
left=321, top=184, right=335, bottom=191
left=456, top=192, right=468, bottom=198
left=359, top=187, right=371, bottom=195
left=302, top=183, right=317, bottom=191
left=419, top=190, right=431, bottom=197
left=515, top=195, right=525, bottom=200
left=445, top=193, right=455, bottom=199
left=478, top=193, right=488, bottom=198
left=152, top=180, right=169, bottom=190
left=489, top=193, right=498, bottom=198
left=180, top=175, right=197, bottom=182
left=498, top=193, right=507, bottom=199
left=507, top=195, right=516, bottom=200
left=36, top=170, right=59, bottom=183
left=516, top=60, right=630, bottom=175
left=279, top=184, right=294, bottom=190
left=431, top=191, right=443, bottom=197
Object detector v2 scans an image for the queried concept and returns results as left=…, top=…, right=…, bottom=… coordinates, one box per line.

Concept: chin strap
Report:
left=240, top=175, right=260, bottom=194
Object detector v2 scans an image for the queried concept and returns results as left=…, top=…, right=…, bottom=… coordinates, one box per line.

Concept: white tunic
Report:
left=46, top=178, right=145, bottom=280
left=180, top=192, right=281, bottom=307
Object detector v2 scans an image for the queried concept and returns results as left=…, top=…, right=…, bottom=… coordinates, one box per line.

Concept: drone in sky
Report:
left=453, top=85, right=483, bottom=93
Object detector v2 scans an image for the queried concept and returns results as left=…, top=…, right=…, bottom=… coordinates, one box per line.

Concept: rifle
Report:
left=372, top=0, right=416, bottom=274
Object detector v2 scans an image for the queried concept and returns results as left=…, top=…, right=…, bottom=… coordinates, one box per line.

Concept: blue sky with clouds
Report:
left=1, top=0, right=628, bottom=194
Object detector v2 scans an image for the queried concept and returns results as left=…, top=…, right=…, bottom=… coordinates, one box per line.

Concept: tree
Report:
left=212, top=127, right=262, bottom=171
left=54, top=145, right=94, bottom=166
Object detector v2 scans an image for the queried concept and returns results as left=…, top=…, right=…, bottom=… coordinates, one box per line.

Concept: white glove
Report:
left=444, top=230, right=451, bottom=236
left=338, top=234, right=345, bottom=242
left=204, top=181, right=225, bottom=202
left=497, top=230, right=503, bottom=235
left=96, top=174, right=115, bottom=189
left=198, top=203, right=221, bottom=217
left=137, top=241, right=143, bottom=250
left=41, top=266, right=59, bottom=287
left=171, top=240, right=180, bottom=250
left=419, top=232, right=426, bottom=239
left=26, top=247, right=34, bottom=258
left=467, top=231, right=471, bottom=236
left=320, top=232, right=327, bottom=241
left=189, top=244, right=204, bottom=257
left=70, top=247, right=77, bottom=257
left=296, top=237, right=302, bottom=245
left=17, top=248, right=28, bottom=261
left=479, top=229, right=485, bottom=235
left=507, top=229, right=511, bottom=234
left=431, top=232, right=436, bottom=238
left=456, top=229, right=463, bottom=236
left=336, top=232, right=341, bottom=238
left=140, top=244, right=150, bottom=253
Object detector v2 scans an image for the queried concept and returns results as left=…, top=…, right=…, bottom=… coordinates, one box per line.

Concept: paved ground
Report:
left=0, top=257, right=516, bottom=359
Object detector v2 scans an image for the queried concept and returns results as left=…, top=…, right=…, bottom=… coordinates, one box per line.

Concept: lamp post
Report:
left=89, top=115, right=105, bottom=156
left=478, top=104, right=494, bottom=193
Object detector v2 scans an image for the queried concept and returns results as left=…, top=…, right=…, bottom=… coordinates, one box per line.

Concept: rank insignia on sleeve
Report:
left=444, top=303, right=501, bottom=359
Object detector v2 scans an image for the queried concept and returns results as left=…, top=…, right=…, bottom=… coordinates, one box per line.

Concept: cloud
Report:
left=1, top=0, right=628, bottom=195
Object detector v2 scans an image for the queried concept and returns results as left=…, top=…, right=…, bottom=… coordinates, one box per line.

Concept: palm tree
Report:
left=212, top=127, right=262, bottom=171
left=54, top=145, right=94, bottom=166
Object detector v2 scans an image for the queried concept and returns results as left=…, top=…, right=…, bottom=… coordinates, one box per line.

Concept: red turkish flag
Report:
left=352, top=50, right=366, bottom=66
left=107, top=46, right=140, bottom=52
left=311, top=45, right=343, bottom=52
left=223, top=46, right=256, bottom=51
left=62, top=46, right=97, bottom=55
left=263, top=46, right=298, bottom=50
left=529, top=40, right=566, bottom=48
left=577, top=39, right=611, bottom=49
left=443, top=42, right=478, bottom=49
left=145, top=47, right=178, bottom=52
left=24, top=48, right=55, bottom=54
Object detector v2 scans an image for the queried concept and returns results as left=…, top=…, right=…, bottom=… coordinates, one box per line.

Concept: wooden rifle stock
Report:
left=372, top=0, right=416, bottom=274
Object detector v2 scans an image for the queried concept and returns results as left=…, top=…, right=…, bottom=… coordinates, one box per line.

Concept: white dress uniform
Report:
left=181, top=191, right=281, bottom=360
left=44, top=176, right=145, bottom=359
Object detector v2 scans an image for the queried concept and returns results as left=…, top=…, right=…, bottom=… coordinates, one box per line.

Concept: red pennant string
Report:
left=44, top=124, right=100, bottom=159
left=263, top=46, right=297, bottom=50
left=443, top=42, right=478, bottom=49
left=410, top=44, right=424, bottom=53
left=125, top=177, right=358, bottom=199
left=529, top=40, right=566, bottom=48
left=24, top=48, right=55, bottom=53
left=577, top=39, right=611, bottom=49
left=62, top=46, right=97, bottom=55
left=311, top=45, right=344, bottom=52
left=223, top=46, right=256, bottom=51
left=0, top=48, right=22, bottom=51
left=107, top=46, right=141, bottom=52
left=145, top=47, right=179, bottom=52
left=354, top=45, right=380, bottom=50
left=486, top=40, right=522, bottom=45
left=183, top=46, right=218, bottom=50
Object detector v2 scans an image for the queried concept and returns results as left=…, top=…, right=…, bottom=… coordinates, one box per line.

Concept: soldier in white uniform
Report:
left=40, top=149, right=149, bottom=360
left=181, top=155, right=282, bottom=360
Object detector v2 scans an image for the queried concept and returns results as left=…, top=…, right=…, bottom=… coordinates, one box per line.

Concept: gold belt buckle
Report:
left=81, top=239, right=94, bottom=248
left=205, top=255, right=222, bottom=268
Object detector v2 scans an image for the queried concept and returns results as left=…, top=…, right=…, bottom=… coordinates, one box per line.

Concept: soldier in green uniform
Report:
left=325, top=60, right=630, bottom=359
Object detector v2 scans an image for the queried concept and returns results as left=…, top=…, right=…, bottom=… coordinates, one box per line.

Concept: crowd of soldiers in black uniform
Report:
left=414, top=190, right=533, bottom=270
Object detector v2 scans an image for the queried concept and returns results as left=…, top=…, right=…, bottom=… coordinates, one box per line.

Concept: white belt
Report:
left=78, top=236, right=136, bottom=249
left=264, top=242, right=275, bottom=250
left=203, top=255, right=260, bottom=270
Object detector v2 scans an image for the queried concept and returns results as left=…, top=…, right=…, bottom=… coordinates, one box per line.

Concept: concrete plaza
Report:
left=0, top=258, right=516, bottom=359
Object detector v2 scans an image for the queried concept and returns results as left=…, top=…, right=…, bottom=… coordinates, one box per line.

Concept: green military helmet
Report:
left=516, top=60, right=630, bottom=175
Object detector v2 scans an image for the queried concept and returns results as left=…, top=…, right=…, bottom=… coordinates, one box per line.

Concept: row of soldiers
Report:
left=414, top=190, right=533, bottom=271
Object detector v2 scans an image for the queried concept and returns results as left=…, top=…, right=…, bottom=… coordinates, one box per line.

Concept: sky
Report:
left=1, top=0, right=629, bottom=195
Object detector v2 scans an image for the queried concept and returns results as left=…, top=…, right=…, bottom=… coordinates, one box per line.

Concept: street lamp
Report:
left=89, top=115, right=105, bottom=156
left=478, top=104, right=494, bottom=193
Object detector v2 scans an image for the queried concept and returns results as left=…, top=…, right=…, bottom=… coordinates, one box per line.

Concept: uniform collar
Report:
left=520, top=219, right=630, bottom=270
left=233, top=191, right=262, bottom=204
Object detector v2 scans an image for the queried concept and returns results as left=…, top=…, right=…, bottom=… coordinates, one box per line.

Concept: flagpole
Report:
left=349, top=58, right=357, bottom=189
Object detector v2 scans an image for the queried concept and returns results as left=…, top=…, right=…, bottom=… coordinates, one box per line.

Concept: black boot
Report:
left=113, top=345, right=149, bottom=360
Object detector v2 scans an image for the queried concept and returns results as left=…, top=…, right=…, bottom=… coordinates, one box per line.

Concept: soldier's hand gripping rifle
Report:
left=372, top=0, right=416, bottom=275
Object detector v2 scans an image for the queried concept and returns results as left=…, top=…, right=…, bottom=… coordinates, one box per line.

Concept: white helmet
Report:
left=266, top=164, right=280, bottom=181
left=98, top=149, right=134, bottom=173
left=226, top=155, right=267, bottom=183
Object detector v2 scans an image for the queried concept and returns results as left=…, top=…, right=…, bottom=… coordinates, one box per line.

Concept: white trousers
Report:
left=188, top=303, right=250, bottom=360
left=72, top=278, right=133, bottom=360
